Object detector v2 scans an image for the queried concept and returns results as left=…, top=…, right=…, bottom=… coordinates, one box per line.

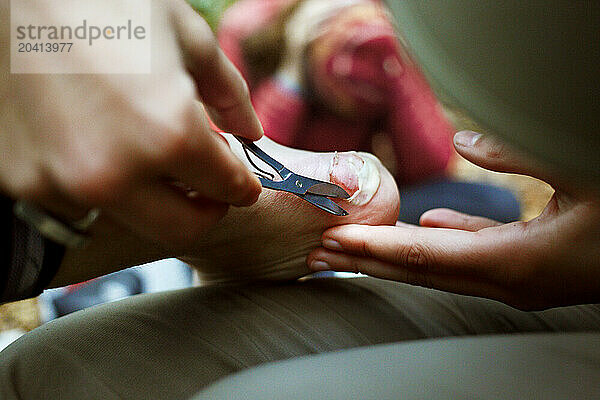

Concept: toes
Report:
left=328, top=152, right=381, bottom=206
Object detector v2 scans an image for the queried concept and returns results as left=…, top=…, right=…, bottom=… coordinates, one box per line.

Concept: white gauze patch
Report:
left=329, top=152, right=381, bottom=206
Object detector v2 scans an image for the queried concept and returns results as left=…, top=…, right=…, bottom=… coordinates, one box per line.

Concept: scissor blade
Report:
left=306, top=182, right=351, bottom=199
left=298, top=192, right=349, bottom=216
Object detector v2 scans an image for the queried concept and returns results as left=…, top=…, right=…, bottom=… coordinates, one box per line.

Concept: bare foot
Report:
left=182, top=135, right=399, bottom=284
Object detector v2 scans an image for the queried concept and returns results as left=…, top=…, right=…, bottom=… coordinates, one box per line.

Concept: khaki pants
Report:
left=1, top=277, right=599, bottom=399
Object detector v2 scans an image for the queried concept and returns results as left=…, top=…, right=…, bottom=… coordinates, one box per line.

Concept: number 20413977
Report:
left=17, top=42, right=73, bottom=53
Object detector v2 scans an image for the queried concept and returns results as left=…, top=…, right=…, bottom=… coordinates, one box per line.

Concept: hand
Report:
left=308, top=131, right=600, bottom=310
left=0, top=0, right=263, bottom=253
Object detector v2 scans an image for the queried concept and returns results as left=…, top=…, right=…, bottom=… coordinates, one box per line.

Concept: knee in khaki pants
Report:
left=2, top=278, right=599, bottom=399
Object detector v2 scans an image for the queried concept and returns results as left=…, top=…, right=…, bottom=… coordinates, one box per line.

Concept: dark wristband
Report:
left=0, top=195, right=13, bottom=298
left=1, top=195, right=66, bottom=303
left=35, top=237, right=66, bottom=296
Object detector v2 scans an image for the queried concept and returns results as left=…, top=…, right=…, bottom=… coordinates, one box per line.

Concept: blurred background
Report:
left=1, top=0, right=553, bottom=351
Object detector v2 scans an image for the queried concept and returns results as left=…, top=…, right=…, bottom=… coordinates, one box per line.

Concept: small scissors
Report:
left=235, top=137, right=350, bottom=216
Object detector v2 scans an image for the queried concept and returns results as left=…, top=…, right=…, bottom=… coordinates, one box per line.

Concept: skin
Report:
left=1, top=0, right=263, bottom=254
left=308, top=131, right=600, bottom=310
left=51, top=135, right=400, bottom=287
left=0, top=0, right=399, bottom=290
left=183, top=135, right=400, bottom=284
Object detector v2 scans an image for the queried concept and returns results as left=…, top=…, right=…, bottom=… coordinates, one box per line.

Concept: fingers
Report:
left=306, top=223, right=532, bottom=306
left=315, top=224, right=506, bottom=279
left=419, top=208, right=502, bottom=231
left=453, top=131, right=557, bottom=185
left=109, top=180, right=229, bottom=254
left=44, top=148, right=232, bottom=252
left=164, top=3, right=263, bottom=206
left=160, top=103, right=262, bottom=207
left=307, top=248, right=513, bottom=303
left=172, top=1, right=263, bottom=140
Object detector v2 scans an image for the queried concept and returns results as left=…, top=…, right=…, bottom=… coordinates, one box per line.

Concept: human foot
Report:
left=181, top=135, right=399, bottom=284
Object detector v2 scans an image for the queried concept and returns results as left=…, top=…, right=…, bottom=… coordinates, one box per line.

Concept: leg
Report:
left=183, top=134, right=400, bottom=284
left=194, top=332, right=600, bottom=400
left=1, top=278, right=598, bottom=399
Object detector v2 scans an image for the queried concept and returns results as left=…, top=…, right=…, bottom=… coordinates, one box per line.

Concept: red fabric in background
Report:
left=218, top=0, right=453, bottom=185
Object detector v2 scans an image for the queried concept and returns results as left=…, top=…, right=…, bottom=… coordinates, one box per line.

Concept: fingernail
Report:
left=322, top=239, right=343, bottom=251
left=454, top=131, right=482, bottom=147
left=310, top=260, right=331, bottom=271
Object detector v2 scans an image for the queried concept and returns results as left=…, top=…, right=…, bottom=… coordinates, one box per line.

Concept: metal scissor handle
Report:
left=234, top=136, right=350, bottom=216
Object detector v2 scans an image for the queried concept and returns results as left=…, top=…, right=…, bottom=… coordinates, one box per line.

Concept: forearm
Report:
left=1, top=194, right=166, bottom=301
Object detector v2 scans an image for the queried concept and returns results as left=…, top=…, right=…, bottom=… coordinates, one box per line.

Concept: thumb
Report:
left=171, top=1, right=263, bottom=140
left=453, top=131, right=563, bottom=188
left=319, top=224, right=510, bottom=280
